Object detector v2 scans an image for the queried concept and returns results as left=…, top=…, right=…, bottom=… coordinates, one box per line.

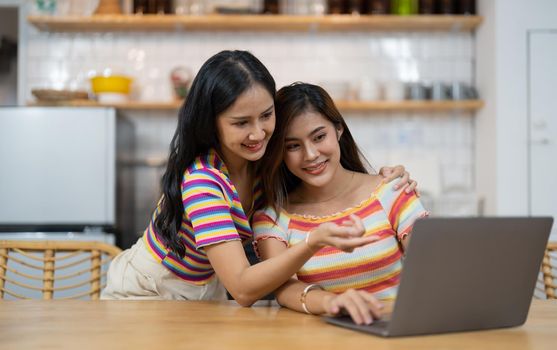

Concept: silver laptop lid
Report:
left=387, top=217, right=553, bottom=337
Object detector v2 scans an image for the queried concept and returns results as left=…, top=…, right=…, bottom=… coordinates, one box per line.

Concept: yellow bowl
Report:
left=90, top=76, right=132, bottom=94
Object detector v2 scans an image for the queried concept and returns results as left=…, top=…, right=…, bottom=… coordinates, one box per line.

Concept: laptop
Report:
left=324, top=217, right=553, bottom=337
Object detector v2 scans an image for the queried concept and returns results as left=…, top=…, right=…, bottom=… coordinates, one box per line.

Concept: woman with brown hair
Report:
left=254, top=82, right=428, bottom=324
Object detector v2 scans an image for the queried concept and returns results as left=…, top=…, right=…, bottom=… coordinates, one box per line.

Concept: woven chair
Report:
left=0, top=240, right=121, bottom=300
left=541, top=242, right=557, bottom=299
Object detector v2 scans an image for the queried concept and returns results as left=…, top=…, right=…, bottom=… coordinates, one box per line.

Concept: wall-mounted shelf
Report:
left=30, top=100, right=180, bottom=110
left=27, top=14, right=482, bottom=32
left=338, top=100, right=484, bottom=112
left=29, top=99, right=484, bottom=113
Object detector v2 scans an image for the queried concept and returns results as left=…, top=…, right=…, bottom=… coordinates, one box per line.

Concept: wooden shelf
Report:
left=27, top=14, right=482, bottom=32
left=29, top=100, right=181, bottom=109
left=29, top=99, right=484, bottom=113
left=337, top=100, right=484, bottom=112
left=29, top=100, right=181, bottom=110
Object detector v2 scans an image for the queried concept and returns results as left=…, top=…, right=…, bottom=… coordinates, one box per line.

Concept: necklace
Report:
left=297, top=171, right=355, bottom=204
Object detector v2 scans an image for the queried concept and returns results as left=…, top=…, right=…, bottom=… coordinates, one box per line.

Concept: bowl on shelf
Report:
left=90, top=75, right=132, bottom=94
left=32, top=88, right=90, bottom=102
left=90, top=75, right=133, bottom=103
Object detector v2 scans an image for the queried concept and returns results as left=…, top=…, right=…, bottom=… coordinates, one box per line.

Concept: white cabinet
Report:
left=0, top=107, right=115, bottom=225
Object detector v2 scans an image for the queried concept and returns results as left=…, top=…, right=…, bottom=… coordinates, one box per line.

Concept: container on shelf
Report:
left=327, top=0, right=343, bottom=14
left=173, top=0, right=209, bottom=15
left=319, top=80, right=351, bottom=100
left=358, top=79, right=382, bottom=101
left=405, top=82, right=428, bottom=100
left=170, top=66, right=193, bottom=100
left=133, top=0, right=173, bottom=14
left=437, top=0, right=454, bottom=14
left=366, top=0, right=390, bottom=14
left=263, top=0, right=279, bottom=14
left=121, top=0, right=134, bottom=14
left=28, top=0, right=100, bottom=16
left=95, top=0, right=122, bottom=14
left=346, top=0, right=364, bottom=15
left=212, top=0, right=264, bottom=14
left=418, top=0, right=435, bottom=14
left=90, top=75, right=133, bottom=103
left=383, top=80, right=406, bottom=101
left=91, top=75, right=132, bottom=94
left=281, top=0, right=327, bottom=15
left=430, top=81, right=450, bottom=101
left=29, top=0, right=57, bottom=16
left=391, top=0, right=418, bottom=15
left=457, top=0, right=475, bottom=15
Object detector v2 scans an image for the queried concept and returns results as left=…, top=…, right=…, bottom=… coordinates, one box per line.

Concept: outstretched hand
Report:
left=307, top=214, right=378, bottom=253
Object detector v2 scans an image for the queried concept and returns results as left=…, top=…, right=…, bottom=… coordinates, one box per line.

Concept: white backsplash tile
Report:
left=25, top=29, right=477, bottom=215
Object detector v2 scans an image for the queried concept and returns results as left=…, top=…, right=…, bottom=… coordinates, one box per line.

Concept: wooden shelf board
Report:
left=29, top=100, right=484, bottom=113
left=29, top=100, right=183, bottom=110
left=28, top=14, right=482, bottom=32
left=336, top=100, right=484, bottom=112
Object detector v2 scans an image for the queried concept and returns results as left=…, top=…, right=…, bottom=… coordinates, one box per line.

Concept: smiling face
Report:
left=216, top=83, right=275, bottom=168
left=283, top=109, right=343, bottom=188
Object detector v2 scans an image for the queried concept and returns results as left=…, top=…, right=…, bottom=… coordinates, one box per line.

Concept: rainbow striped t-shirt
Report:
left=252, top=179, right=428, bottom=301
left=143, top=148, right=262, bottom=285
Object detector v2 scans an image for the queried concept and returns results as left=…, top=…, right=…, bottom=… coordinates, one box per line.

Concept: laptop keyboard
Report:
left=367, top=319, right=389, bottom=329
left=330, top=316, right=390, bottom=330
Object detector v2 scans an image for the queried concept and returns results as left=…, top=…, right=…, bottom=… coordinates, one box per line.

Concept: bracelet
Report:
left=300, top=284, right=323, bottom=315
left=305, top=230, right=313, bottom=246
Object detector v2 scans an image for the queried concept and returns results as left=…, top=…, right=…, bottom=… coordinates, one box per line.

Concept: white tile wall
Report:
left=24, top=28, right=478, bottom=227
left=26, top=28, right=474, bottom=97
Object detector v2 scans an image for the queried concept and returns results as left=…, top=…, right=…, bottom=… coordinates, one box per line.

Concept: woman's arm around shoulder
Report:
left=376, top=178, right=429, bottom=250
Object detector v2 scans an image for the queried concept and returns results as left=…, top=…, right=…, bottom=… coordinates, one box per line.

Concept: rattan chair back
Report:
left=0, top=240, right=121, bottom=300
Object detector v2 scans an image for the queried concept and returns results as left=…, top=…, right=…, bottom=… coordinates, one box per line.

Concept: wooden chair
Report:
left=541, top=242, right=557, bottom=299
left=0, top=240, right=121, bottom=300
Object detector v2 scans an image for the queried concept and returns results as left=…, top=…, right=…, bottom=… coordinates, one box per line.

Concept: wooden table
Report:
left=0, top=299, right=555, bottom=349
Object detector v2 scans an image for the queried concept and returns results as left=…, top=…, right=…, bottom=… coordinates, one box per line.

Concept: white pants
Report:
left=101, top=238, right=227, bottom=300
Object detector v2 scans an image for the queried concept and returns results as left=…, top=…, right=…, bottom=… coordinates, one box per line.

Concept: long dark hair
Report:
left=262, top=82, right=371, bottom=214
left=155, top=50, right=276, bottom=257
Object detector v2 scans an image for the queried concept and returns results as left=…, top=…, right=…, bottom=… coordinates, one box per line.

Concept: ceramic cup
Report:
left=431, top=81, right=450, bottom=100
left=406, top=82, right=427, bottom=100
left=359, top=79, right=382, bottom=101
left=383, top=80, right=405, bottom=101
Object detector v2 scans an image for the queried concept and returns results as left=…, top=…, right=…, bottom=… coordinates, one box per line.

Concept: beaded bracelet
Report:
left=300, top=284, right=323, bottom=315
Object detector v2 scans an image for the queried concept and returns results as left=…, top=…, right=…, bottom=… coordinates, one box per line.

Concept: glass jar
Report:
left=391, top=0, right=418, bottom=15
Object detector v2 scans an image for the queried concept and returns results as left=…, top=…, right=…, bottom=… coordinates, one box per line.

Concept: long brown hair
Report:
left=261, top=82, right=372, bottom=215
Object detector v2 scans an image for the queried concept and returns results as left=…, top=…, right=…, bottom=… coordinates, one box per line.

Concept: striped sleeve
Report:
left=182, top=169, right=241, bottom=249
left=252, top=206, right=290, bottom=258
left=377, top=179, right=429, bottom=241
